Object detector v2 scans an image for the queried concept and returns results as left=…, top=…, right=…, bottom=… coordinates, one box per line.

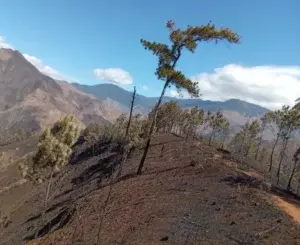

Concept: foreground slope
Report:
left=0, top=48, right=121, bottom=133
left=1, top=134, right=300, bottom=245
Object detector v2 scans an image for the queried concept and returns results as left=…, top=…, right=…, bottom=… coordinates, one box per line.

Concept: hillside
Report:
left=73, top=83, right=270, bottom=118
left=1, top=134, right=300, bottom=245
left=0, top=48, right=122, bottom=133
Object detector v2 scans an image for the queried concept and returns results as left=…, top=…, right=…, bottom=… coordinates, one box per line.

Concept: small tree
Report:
left=287, top=147, right=300, bottom=191
left=230, top=121, right=250, bottom=155
left=19, top=114, right=82, bottom=238
left=208, top=111, right=227, bottom=146
left=185, top=106, right=204, bottom=141
left=219, top=120, right=230, bottom=149
left=83, top=123, right=104, bottom=142
left=153, top=101, right=181, bottom=133
left=269, top=106, right=289, bottom=172
left=244, top=120, right=261, bottom=157
left=276, top=108, right=300, bottom=184
left=137, top=20, right=240, bottom=174
left=255, top=112, right=273, bottom=160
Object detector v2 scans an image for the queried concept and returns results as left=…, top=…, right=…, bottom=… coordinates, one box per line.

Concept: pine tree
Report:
left=255, top=112, right=273, bottom=160
left=137, top=20, right=240, bottom=175
left=208, top=111, right=227, bottom=146
left=276, top=107, right=300, bottom=184
left=185, top=106, right=204, bottom=141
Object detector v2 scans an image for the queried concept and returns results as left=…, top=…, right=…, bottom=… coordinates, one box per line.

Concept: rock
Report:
left=160, top=236, right=169, bottom=241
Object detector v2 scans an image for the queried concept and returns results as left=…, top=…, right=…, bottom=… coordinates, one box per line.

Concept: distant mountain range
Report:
left=73, top=83, right=269, bottom=121
left=0, top=47, right=270, bottom=134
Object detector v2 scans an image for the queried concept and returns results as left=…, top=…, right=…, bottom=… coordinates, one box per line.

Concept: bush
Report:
left=82, top=123, right=104, bottom=141
left=83, top=114, right=146, bottom=151
left=20, top=114, right=82, bottom=182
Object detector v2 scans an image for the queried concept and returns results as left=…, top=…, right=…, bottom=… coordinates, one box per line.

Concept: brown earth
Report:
left=1, top=134, right=300, bottom=245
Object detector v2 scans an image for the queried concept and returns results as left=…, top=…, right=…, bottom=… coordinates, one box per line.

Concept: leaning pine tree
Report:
left=137, top=20, right=240, bottom=174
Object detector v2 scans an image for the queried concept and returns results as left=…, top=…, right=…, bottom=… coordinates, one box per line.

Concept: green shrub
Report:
left=20, top=114, right=82, bottom=182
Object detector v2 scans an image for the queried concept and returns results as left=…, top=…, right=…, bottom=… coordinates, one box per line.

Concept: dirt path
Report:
left=271, top=195, right=300, bottom=223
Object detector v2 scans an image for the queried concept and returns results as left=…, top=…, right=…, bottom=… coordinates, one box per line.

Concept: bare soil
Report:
left=1, top=134, right=300, bottom=245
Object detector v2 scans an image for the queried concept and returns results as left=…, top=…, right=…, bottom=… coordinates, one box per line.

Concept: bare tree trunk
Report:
left=118, top=87, right=136, bottom=177
left=245, top=142, right=251, bottom=157
left=208, top=128, right=215, bottom=146
left=34, top=169, right=54, bottom=238
left=221, top=138, right=225, bottom=149
left=255, top=123, right=266, bottom=160
left=276, top=125, right=292, bottom=184
left=269, top=133, right=281, bottom=172
left=238, top=141, right=244, bottom=154
left=287, top=160, right=297, bottom=191
left=125, top=86, right=136, bottom=139
left=269, top=126, right=282, bottom=172
left=277, top=136, right=291, bottom=185
left=137, top=81, right=169, bottom=175
left=185, top=127, right=190, bottom=142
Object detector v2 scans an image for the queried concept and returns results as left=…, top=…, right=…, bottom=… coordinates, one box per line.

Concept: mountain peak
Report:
left=0, top=48, right=19, bottom=61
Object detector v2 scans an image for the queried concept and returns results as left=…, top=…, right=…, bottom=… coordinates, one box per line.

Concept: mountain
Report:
left=0, top=48, right=122, bottom=133
left=73, top=83, right=270, bottom=122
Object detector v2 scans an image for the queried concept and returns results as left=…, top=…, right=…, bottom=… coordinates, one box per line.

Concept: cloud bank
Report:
left=169, top=64, right=300, bottom=110
left=93, top=68, right=133, bottom=85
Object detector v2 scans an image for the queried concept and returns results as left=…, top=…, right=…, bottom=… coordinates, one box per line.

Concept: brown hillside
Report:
left=0, top=48, right=122, bottom=133
left=1, top=134, right=300, bottom=245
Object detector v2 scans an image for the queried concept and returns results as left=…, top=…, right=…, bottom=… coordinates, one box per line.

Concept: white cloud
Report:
left=0, top=35, right=75, bottom=82
left=0, top=36, right=14, bottom=49
left=142, top=85, right=149, bottom=90
left=169, top=89, right=180, bottom=97
left=23, top=54, right=76, bottom=82
left=192, top=64, right=300, bottom=110
left=93, top=68, right=133, bottom=85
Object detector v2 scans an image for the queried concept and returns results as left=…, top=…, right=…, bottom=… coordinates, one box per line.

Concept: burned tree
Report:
left=137, top=20, right=240, bottom=174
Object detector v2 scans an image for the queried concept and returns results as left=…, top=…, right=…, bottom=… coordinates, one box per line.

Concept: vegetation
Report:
left=0, top=128, right=34, bottom=146
left=137, top=20, right=240, bottom=174
left=18, top=114, right=82, bottom=238
left=208, top=111, right=229, bottom=146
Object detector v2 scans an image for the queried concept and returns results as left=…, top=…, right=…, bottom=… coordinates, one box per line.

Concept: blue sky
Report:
left=0, top=0, right=299, bottom=109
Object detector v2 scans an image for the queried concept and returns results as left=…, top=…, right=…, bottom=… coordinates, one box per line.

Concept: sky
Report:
left=0, top=0, right=299, bottom=109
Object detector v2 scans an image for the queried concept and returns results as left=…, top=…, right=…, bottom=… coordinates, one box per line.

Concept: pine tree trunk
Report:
left=125, top=86, right=136, bottom=139
left=209, top=128, right=215, bottom=146
left=221, top=138, right=225, bottom=149
left=255, top=123, right=266, bottom=160
left=269, top=133, right=280, bottom=172
left=185, top=127, right=190, bottom=142
left=277, top=131, right=291, bottom=185
left=137, top=81, right=169, bottom=175
left=245, top=143, right=251, bottom=157
left=287, top=161, right=297, bottom=191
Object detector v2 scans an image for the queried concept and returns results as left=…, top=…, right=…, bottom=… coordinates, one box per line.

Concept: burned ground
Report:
left=1, top=134, right=300, bottom=245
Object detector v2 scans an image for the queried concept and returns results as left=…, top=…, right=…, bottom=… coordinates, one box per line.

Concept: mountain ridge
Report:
left=72, top=82, right=270, bottom=118
left=0, top=48, right=122, bottom=133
